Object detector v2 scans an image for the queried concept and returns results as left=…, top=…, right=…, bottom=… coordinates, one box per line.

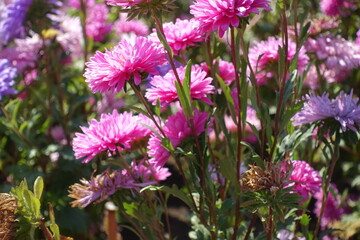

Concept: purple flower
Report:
left=0, top=0, right=33, bottom=45
left=0, top=58, right=17, bottom=100
left=190, top=0, right=271, bottom=37
left=69, top=160, right=170, bottom=207
left=291, top=90, right=360, bottom=132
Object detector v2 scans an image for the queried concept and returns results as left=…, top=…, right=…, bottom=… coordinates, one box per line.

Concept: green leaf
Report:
left=162, top=185, right=196, bottom=211
left=155, top=98, right=161, bottom=117
left=154, top=24, right=173, bottom=58
left=123, top=202, right=137, bottom=218
left=50, top=224, right=61, bottom=240
left=33, top=176, right=44, bottom=200
left=216, top=73, right=236, bottom=121
left=175, top=60, right=193, bottom=118
left=140, top=185, right=164, bottom=193
left=300, top=214, right=310, bottom=226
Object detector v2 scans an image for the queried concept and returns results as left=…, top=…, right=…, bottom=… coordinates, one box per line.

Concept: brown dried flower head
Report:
left=0, top=193, right=17, bottom=240
left=240, top=161, right=293, bottom=195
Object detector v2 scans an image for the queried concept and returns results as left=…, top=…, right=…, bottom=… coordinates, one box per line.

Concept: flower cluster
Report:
left=201, top=59, right=235, bottom=85
left=85, top=3, right=111, bottom=42
left=291, top=90, right=360, bottom=132
left=145, top=65, right=215, bottom=107
left=84, top=36, right=166, bottom=93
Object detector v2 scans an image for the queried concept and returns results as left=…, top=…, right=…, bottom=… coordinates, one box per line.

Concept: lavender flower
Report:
left=0, top=0, right=33, bottom=45
left=0, top=59, right=17, bottom=100
left=291, top=90, right=360, bottom=132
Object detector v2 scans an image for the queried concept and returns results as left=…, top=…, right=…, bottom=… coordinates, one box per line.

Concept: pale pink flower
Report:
left=201, top=59, right=235, bottom=85
left=148, top=109, right=208, bottom=167
left=56, top=15, right=83, bottom=59
left=96, top=92, right=124, bottom=114
left=106, top=0, right=150, bottom=7
left=248, top=36, right=309, bottom=85
left=151, top=18, right=204, bottom=54
left=86, top=3, right=111, bottom=42
left=113, top=13, right=149, bottom=37
left=145, top=65, right=215, bottom=107
left=84, top=36, right=167, bottom=93
left=73, top=110, right=154, bottom=163
left=190, top=0, right=271, bottom=37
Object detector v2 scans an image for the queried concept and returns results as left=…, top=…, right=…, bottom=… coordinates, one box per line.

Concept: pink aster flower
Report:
left=150, top=18, right=204, bottom=54
left=314, top=184, right=344, bottom=228
left=113, top=13, right=149, bottom=37
left=73, top=110, right=154, bottom=163
left=148, top=109, right=208, bottom=167
left=145, top=65, right=215, bottom=107
left=320, top=0, right=354, bottom=16
left=306, top=34, right=360, bottom=83
left=190, top=0, right=271, bottom=37
left=69, top=160, right=170, bottom=208
left=84, top=36, right=166, bottom=93
left=285, top=160, right=322, bottom=202
left=201, top=59, right=235, bottom=85
left=86, top=3, right=111, bottom=42
left=96, top=92, right=124, bottom=114
left=248, top=36, right=309, bottom=85
left=291, top=90, right=360, bottom=132
left=68, top=0, right=95, bottom=9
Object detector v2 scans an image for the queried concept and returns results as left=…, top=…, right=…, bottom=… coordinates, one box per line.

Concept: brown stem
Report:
left=121, top=210, right=149, bottom=240
left=159, top=191, right=172, bottom=240
left=39, top=219, right=54, bottom=240
left=267, top=207, right=273, bottom=240
left=244, top=214, right=257, bottom=240
left=79, top=0, right=88, bottom=69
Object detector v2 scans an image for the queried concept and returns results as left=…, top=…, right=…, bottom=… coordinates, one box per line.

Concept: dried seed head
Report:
left=240, top=161, right=293, bottom=194
left=0, top=193, right=17, bottom=240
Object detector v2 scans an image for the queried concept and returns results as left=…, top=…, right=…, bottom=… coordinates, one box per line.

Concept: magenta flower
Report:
left=190, top=0, right=271, bottom=37
left=285, top=160, right=322, bottom=202
left=248, top=36, right=309, bottom=85
left=148, top=109, right=208, bottom=167
left=69, top=160, right=170, bottom=208
left=73, top=110, right=154, bottom=163
left=320, top=0, right=354, bottom=16
left=145, top=65, right=215, bottom=107
left=151, top=18, right=204, bottom=54
left=201, top=59, right=235, bottom=85
left=84, top=36, right=166, bottom=93
left=86, top=3, right=111, bottom=42
left=291, top=90, right=360, bottom=132
left=314, top=184, right=344, bottom=228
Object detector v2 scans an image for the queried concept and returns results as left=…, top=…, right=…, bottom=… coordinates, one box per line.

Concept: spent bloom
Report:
left=291, top=90, right=360, bottom=132
left=84, top=36, right=166, bottom=93
left=148, top=109, right=208, bottom=167
left=69, top=160, right=170, bottom=208
left=86, top=3, right=111, bottom=42
left=249, top=36, right=309, bottom=85
left=151, top=18, right=204, bottom=54
left=73, top=110, right=155, bottom=163
left=0, top=59, right=17, bottom=100
left=145, top=65, right=215, bottom=107
left=285, top=160, right=321, bottom=202
left=0, top=0, right=32, bottom=45
left=190, top=0, right=271, bottom=37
